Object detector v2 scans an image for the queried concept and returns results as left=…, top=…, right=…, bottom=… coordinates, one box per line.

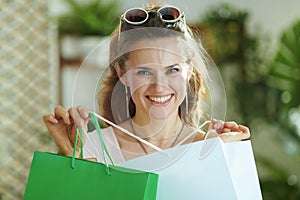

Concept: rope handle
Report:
left=71, top=128, right=83, bottom=169
left=70, top=115, right=115, bottom=175
left=89, top=112, right=115, bottom=175
left=90, top=111, right=167, bottom=154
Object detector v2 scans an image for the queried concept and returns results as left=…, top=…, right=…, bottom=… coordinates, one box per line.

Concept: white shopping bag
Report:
left=119, top=138, right=262, bottom=200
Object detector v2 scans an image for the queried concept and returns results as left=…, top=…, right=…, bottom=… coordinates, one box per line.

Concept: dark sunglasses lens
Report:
left=125, top=9, right=147, bottom=23
left=159, top=7, right=180, bottom=21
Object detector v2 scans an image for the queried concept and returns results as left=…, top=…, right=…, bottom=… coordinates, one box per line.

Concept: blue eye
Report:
left=136, top=70, right=152, bottom=76
left=166, top=67, right=179, bottom=74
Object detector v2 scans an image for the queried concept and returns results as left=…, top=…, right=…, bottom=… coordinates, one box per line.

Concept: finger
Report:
left=238, top=125, right=251, bottom=140
left=206, top=118, right=216, bottom=130
left=43, top=114, right=58, bottom=124
left=219, top=127, right=250, bottom=142
left=77, top=106, right=90, bottom=132
left=224, top=121, right=240, bottom=132
left=68, top=107, right=85, bottom=128
left=222, top=128, right=232, bottom=133
left=54, top=105, right=70, bottom=125
left=238, top=125, right=250, bottom=133
left=219, top=132, right=245, bottom=142
left=77, top=106, right=90, bottom=120
left=223, top=121, right=238, bottom=129
left=231, top=126, right=241, bottom=132
left=213, top=120, right=224, bottom=134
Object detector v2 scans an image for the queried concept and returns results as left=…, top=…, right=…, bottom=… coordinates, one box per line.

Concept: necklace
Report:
left=129, top=120, right=185, bottom=155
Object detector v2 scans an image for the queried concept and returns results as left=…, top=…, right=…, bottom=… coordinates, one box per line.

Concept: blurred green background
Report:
left=197, top=4, right=300, bottom=199
left=1, top=0, right=300, bottom=199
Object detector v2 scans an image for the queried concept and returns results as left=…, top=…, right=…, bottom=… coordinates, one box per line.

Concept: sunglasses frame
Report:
left=117, top=6, right=187, bottom=48
left=121, top=6, right=184, bottom=25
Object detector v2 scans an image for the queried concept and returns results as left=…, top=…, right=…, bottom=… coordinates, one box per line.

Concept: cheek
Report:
left=128, top=81, right=146, bottom=97
left=125, top=74, right=148, bottom=95
left=129, top=85, right=146, bottom=103
left=170, top=76, right=187, bottom=101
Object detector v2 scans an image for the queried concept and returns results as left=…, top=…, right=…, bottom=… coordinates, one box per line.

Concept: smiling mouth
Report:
left=147, top=94, right=173, bottom=104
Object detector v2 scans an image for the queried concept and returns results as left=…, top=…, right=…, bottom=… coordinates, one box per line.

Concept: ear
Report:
left=114, top=62, right=127, bottom=85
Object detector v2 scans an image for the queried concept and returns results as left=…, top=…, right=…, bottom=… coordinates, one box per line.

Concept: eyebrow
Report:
left=134, top=63, right=182, bottom=70
left=134, top=66, right=152, bottom=70
left=165, top=63, right=181, bottom=68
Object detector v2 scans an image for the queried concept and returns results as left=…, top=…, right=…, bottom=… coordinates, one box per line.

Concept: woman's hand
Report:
left=43, top=105, right=90, bottom=156
left=206, top=119, right=250, bottom=142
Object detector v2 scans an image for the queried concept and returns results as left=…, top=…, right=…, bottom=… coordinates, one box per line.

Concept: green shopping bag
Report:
left=24, top=113, right=158, bottom=200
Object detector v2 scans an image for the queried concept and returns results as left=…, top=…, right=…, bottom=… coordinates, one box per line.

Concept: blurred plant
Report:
left=267, top=20, right=300, bottom=153
left=196, top=3, right=300, bottom=199
left=257, top=154, right=300, bottom=199
left=269, top=21, right=300, bottom=110
left=57, top=0, right=121, bottom=36
left=198, top=3, right=250, bottom=64
left=198, top=3, right=268, bottom=124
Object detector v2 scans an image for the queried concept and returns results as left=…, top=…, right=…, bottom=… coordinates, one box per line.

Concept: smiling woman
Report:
left=105, top=28, right=207, bottom=128
left=43, top=3, right=250, bottom=162
left=115, top=39, right=191, bottom=121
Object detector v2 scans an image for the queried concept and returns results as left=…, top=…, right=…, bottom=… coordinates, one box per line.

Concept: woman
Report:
left=43, top=4, right=250, bottom=163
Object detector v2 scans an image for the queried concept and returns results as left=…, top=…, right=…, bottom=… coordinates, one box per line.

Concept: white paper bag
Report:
left=119, top=138, right=262, bottom=200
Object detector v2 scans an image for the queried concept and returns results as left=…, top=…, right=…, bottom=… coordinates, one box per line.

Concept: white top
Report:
left=83, top=127, right=125, bottom=164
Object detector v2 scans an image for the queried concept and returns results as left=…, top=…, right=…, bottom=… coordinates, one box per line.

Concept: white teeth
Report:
left=148, top=95, right=172, bottom=103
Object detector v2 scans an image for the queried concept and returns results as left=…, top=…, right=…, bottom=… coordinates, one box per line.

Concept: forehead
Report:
left=125, top=38, right=186, bottom=68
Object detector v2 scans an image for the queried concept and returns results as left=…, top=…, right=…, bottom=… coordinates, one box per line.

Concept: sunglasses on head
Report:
left=121, top=6, right=184, bottom=25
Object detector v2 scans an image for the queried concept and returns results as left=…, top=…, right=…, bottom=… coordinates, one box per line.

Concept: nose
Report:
left=150, top=72, right=167, bottom=92
left=154, top=71, right=167, bottom=84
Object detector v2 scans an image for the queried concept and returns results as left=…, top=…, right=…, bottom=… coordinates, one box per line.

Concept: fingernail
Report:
left=213, top=121, right=221, bottom=129
left=214, top=121, right=224, bottom=134
left=66, top=118, right=70, bottom=125
left=52, top=118, right=58, bottom=123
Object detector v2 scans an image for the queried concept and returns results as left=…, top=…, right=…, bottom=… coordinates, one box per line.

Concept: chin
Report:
left=148, top=106, right=173, bottom=120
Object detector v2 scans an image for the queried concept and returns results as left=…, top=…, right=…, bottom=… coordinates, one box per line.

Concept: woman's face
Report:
left=121, top=38, right=191, bottom=120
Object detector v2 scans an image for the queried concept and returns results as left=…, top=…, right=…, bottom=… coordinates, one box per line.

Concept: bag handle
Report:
left=71, top=128, right=83, bottom=169
left=89, top=112, right=115, bottom=175
left=90, top=111, right=166, bottom=154
left=70, top=113, right=115, bottom=175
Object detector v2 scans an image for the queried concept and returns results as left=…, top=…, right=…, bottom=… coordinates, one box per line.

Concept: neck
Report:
left=131, top=110, right=183, bottom=143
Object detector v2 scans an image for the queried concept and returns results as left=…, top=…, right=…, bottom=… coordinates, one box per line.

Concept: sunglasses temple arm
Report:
left=118, top=16, right=124, bottom=50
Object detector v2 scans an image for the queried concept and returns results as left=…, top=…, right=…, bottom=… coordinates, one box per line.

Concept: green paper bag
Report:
left=23, top=151, right=158, bottom=200
left=24, top=113, right=158, bottom=200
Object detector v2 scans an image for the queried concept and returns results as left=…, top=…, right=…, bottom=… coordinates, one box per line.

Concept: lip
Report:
left=146, top=94, right=173, bottom=105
